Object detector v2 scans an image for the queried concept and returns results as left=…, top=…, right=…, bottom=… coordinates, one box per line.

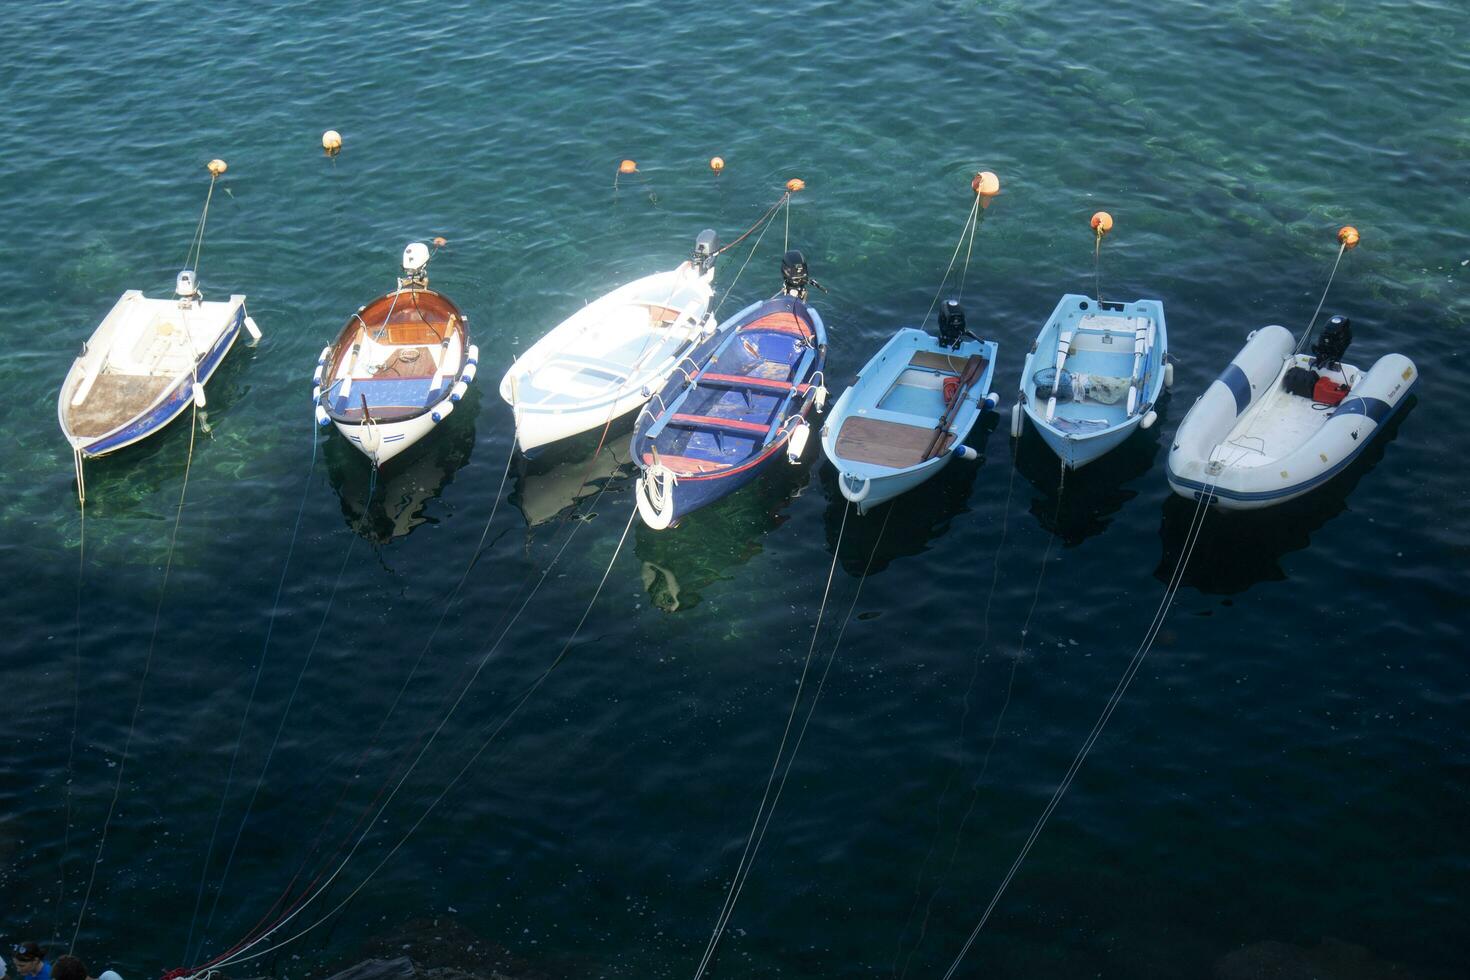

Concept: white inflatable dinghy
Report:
left=1167, top=317, right=1416, bottom=509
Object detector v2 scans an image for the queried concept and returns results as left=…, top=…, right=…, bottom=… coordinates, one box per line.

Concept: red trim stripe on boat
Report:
left=698, top=372, right=794, bottom=392
left=670, top=413, right=770, bottom=434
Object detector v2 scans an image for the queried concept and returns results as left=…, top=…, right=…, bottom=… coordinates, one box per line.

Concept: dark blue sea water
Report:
left=3, top=2, right=1468, bottom=978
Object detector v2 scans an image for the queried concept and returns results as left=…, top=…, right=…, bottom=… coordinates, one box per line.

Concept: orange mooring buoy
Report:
left=972, top=171, right=1000, bottom=197
left=206, top=158, right=228, bottom=177
left=322, top=130, right=343, bottom=157
left=710, top=156, right=725, bottom=173
left=432, top=236, right=447, bottom=248
left=1091, top=211, right=1114, bottom=235
left=786, top=178, right=805, bottom=193
left=1338, top=225, right=1360, bottom=248
left=619, top=159, right=638, bottom=175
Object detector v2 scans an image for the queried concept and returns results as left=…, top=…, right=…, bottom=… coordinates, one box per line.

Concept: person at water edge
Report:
left=52, top=953, right=122, bottom=980
left=9, top=944, right=50, bottom=980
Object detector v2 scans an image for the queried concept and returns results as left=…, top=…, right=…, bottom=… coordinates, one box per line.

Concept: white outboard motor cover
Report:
left=402, top=242, right=430, bottom=274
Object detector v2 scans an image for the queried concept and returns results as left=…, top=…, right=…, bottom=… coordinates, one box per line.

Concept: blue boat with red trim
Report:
left=631, top=251, right=828, bottom=530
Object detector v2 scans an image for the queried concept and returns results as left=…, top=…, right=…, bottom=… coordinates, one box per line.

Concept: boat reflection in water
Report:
left=636, top=459, right=811, bottom=612
left=1015, top=404, right=1165, bottom=547
left=511, top=432, right=632, bottom=528
left=818, top=412, right=997, bottom=577
left=1155, top=397, right=1416, bottom=595
left=324, top=394, right=477, bottom=543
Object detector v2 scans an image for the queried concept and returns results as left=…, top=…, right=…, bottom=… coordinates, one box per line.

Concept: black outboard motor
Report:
left=937, top=299, right=967, bottom=349
left=693, top=229, right=719, bottom=275
left=781, top=249, right=810, bottom=299
left=1311, top=314, right=1352, bottom=369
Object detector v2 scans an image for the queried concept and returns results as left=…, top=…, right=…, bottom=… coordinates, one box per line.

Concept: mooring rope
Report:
left=921, top=193, right=983, bottom=331
left=54, top=493, right=87, bottom=942
left=711, top=195, right=785, bottom=319
left=938, top=465, right=1227, bottom=979
left=691, top=501, right=852, bottom=980
left=191, top=464, right=376, bottom=959
left=201, top=500, right=640, bottom=975
left=181, top=427, right=322, bottom=962
left=182, top=175, right=219, bottom=279
left=1294, top=240, right=1349, bottom=354
left=71, top=403, right=200, bottom=952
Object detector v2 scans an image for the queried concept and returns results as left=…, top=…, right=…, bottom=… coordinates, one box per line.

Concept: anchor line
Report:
left=72, top=402, right=201, bottom=952
left=188, top=463, right=625, bottom=976
left=1295, top=241, right=1348, bottom=354
left=182, top=426, right=323, bottom=963
left=711, top=194, right=784, bottom=319
left=183, top=175, right=219, bottom=279
left=894, top=437, right=1023, bottom=980
left=693, top=500, right=877, bottom=980
left=54, top=492, right=87, bottom=941
left=709, top=191, right=790, bottom=261
left=921, top=193, right=983, bottom=331
left=938, top=464, right=1226, bottom=980
left=200, top=500, right=639, bottom=976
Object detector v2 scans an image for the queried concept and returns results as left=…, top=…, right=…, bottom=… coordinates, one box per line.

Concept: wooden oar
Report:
left=923, top=354, right=985, bottom=459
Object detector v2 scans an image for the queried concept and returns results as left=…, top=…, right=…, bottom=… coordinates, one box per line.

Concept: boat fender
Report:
left=954, top=445, right=979, bottom=461
left=244, top=315, right=263, bottom=342
left=312, top=385, right=322, bottom=401
left=191, top=382, right=207, bottom=408
left=313, top=364, right=325, bottom=385
left=1010, top=401, right=1023, bottom=438
left=461, top=361, right=478, bottom=383
left=432, top=400, right=455, bottom=423
left=466, top=344, right=479, bottom=366
left=315, top=405, right=331, bottom=427
left=318, top=345, right=332, bottom=365
left=814, top=385, right=828, bottom=412
left=1312, top=376, right=1351, bottom=406
left=1164, top=361, right=1174, bottom=390
left=1141, top=410, right=1157, bottom=430
left=450, top=380, right=469, bottom=403
left=787, top=420, right=810, bottom=463
left=983, top=391, right=999, bottom=411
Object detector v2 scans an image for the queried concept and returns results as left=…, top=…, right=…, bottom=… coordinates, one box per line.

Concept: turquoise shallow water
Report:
left=2, top=1, right=1468, bottom=977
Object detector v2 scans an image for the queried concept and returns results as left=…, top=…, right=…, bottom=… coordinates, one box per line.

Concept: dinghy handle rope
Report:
left=198, top=500, right=639, bottom=977
left=71, top=402, right=200, bottom=952
left=691, top=501, right=851, bottom=980
left=181, top=423, right=321, bottom=963
left=937, top=454, right=1241, bottom=979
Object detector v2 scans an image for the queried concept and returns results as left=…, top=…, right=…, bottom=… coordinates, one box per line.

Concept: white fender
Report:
left=432, top=400, right=455, bottom=423
left=313, top=364, right=325, bottom=385
left=953, top=445, right=979, bottom=461
left=312, top=385, right=322, bottom=400
left=191, top=382, right=207, bottom=408
left=466, top=344, right=480, bottom=366
left=244, top=315, right=263, bottom=342
left=461, top=361, right=478, bottom=383
left=315, top=405, right=331, bottom=427
left=814, top=385, right=828, bottom=412
left=841, top=472, right=872, bottom=503
left=1010, top=400, right=1023, bottom=438
left=1141, top=410, right=1157, bottom=430
left=1164, top=360, right=1174, bottom=390
left=983, top=391, right=999, bottom=411
left=318, top=345, right=332, bottom=365
left=449, top=380, right=469, bottom=403
left=787, top=419, right=810, bottom=463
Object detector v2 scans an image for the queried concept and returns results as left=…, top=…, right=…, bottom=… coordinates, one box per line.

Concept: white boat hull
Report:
left=1167, top=325, right=1417, bottom=509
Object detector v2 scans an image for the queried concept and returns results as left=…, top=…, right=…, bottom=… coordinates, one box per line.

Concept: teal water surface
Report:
left=2, top=2, right=1468, bottom=978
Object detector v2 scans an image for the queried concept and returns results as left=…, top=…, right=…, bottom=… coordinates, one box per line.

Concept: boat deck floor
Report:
left=67, top=374, right=173, bottom=437
left=834, top=416, right=951, bottom=469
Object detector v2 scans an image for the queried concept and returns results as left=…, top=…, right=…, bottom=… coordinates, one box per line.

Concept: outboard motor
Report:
left=693, top=229, right=719, bottom=275
left=175, top=269, right=199, bottom=305
left=937, top=299, right=967, bottom=349
left=1310, top=314, right=1352, bottom=369
left=400, top=241, right=431, bottom=288
left=781, top=249, right=811, bottom=299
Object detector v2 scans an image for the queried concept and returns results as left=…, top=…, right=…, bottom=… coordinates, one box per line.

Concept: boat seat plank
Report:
left=834, top=415, right=952, bottom=468
left=670, top=412, right=769, bottom=436
left=908, top=350, right=977, bottom=373
left=697, top=372, right=795, bottom=392
left=66, top=374, right=174, bottom=437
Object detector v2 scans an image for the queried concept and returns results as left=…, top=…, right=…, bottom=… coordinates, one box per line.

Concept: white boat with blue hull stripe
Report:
left=1167, top=320, right=1417, bottom=509
left=1013, top=293, right=1169, bottom=469
left=822, top=301, right=998, bottom=515
left=58, top=276, right=260, bottom=461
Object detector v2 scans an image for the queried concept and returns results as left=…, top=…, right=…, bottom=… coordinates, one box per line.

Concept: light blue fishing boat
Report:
left=822, top=301, right=998, bottom=514
left=1011, top=293, right=1170, bottom=468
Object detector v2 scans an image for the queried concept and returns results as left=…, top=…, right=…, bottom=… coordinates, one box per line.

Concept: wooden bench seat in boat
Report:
left=908, top=350, right=975, bottom=373
left=695, top=372, right=796, bottom=393
left=833, top=415, right=953, bottom=468
left=669, top=412, right=771, bottom=437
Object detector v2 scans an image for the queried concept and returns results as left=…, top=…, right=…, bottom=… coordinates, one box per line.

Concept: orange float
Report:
left=1091, top=211, right=1114, bottom=235
left=1338, top=225, right=1360, bottom=248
